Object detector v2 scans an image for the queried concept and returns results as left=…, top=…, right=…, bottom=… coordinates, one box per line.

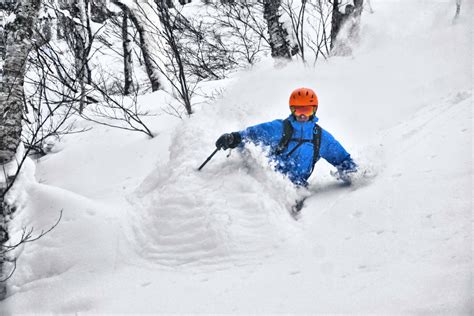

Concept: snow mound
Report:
left=5, top=158, right=124, bottom=300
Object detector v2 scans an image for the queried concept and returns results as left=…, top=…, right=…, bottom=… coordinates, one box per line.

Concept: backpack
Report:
left=274, top=118, right=322, bottom=169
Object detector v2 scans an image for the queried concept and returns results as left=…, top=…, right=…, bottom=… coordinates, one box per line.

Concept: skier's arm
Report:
left=239, top=120, right=284, bottom=147
left=320, top=129, right=357, bottom=173
left=215, top=120, right=283, bottom=150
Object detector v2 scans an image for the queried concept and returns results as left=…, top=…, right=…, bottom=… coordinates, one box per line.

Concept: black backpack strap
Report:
left=275, top=119, right=293, bottom=155
left=275, top=120, right=322, bottom=168
left=311, top=124, right=322, bottom=169
left=286, top=139, right=311, bottom=157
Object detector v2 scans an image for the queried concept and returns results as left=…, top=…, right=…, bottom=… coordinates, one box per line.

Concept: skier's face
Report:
left=291, top=106, right=315, bottom=122
left=295, top=114, right=310, bottom=122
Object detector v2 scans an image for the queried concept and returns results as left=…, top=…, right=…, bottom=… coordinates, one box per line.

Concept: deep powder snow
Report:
left=0, top=0, right=472, bottom=313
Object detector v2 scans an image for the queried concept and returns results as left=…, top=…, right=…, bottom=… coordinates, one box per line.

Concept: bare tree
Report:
left=178, top=14, right=237, bottom=80
left=22, top=42, right=93, bottom=156
left=130, top=1, right=195, bottom=115
left=0, top=0, right=42, bottom=300
left=208, top=1, right=270, bottom=65
left=30, top=3, right=155, bottom=138
left=156, top=0, right=193, bottom=114
left=121, top=9, right=134, bottom=95
left=0, top=211, right=62, bottom=284
left=263, top=0, right=292, bottom=59
left=80, top=75, right=155, bottom=137
left=94, top=10, right=138, bottom=95
left=295, top=0, right=331, bottom=65
left=282, top=0, right=307, bottom=62
left=279, top=0, right=333, bottom=64
left=111, top=0, right=162, bottom=92
left=53, top=0, right=95, bottom=112
left=31, top=33, right=154, bottom=138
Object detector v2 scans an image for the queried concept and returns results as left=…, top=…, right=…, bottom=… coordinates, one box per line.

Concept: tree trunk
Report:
left=122, top=10, right=133, bottom=95
left=77, top=0, right=89, bottom=112
left=155, top=0, right=192, bottom=115
left=453, top=0, right=461, bottom=22
left=0, top=203, right=8, bottom=300
left=0, top=0, right=41, bottom=300
left=330, top=0, right=363, bottom=54
left=60, top=0, right=92, bottom=112
left=330, top=0, right=343, bottom=50
left=263, top=0, right=291, bottom=59
left=0, top=0, right=40, bottom=162
left=91, top=0, right=109, bottom=23
left=112, top=0, right=161, bottom=92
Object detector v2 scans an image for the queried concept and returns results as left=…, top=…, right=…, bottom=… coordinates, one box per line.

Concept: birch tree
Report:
left=57, top=0, right=93, bottom=112
left=0, top=0, right=42, bottom=299
left=263, top=0, right=292, bottom=59
left=121, top=8, right=133, bottom=95
left=111, top=0, right=162, bottom=92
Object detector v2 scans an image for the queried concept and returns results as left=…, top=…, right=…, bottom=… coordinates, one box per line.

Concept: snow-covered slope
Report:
left=1, top=0, right=472, bottom=313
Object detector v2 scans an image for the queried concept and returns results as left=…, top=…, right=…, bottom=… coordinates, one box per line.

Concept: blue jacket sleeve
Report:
left=239, top=119, right=284, bottom=148
left=319, top=129, right=356, bottom=171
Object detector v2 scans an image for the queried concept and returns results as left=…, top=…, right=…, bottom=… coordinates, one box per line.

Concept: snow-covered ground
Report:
left=1, top=0, right=472, bottom=313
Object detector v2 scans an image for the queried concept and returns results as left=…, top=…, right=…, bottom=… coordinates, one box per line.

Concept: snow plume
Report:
left=130, top=114, right=304, bottom=268
left=125, top=0, right=473, bottom=273
left=1, top=0, right=471, bottom=313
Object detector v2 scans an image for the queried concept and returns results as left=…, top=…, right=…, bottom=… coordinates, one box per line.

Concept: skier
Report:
left=215, top=87, right=357, bottom=187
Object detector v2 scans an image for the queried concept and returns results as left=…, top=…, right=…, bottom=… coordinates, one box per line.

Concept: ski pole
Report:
left=198, top=148, right=219, bottom=171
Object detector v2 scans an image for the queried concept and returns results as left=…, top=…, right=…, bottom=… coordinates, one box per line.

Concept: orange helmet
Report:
left=289, top=88, right=318, bottom=107
left=289, top=88, right=318, bottom=119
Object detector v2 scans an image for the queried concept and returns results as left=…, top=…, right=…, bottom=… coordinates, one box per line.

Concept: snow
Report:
left=1, top=0, right=472, bottom=313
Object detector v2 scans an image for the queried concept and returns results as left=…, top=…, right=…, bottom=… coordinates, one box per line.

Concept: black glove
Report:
left=215, top=132, right=242, bottom=150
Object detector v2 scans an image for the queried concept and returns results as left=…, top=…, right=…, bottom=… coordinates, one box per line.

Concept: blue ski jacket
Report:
left=238, top=115, right=356, bottom=185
